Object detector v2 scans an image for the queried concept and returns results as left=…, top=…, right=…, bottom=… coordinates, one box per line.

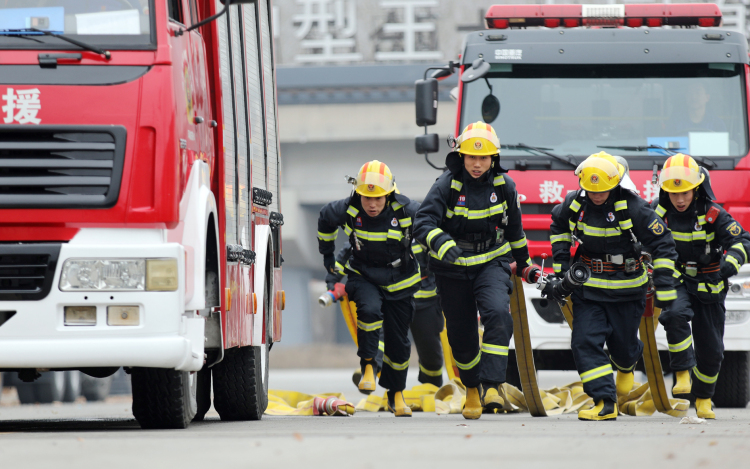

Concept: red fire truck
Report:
left=0, top=0, right=283, bottom=428
left=417, top=3, right=750, bottom=407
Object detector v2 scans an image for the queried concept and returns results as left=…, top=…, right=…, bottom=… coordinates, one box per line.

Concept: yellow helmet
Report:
left=354, top=160, right=396, bottom=197
left=575, top=151, right=626, bottom=193
left=456, top=122, right=500, bottom=156
left=658, top=153, right=705, bottom=193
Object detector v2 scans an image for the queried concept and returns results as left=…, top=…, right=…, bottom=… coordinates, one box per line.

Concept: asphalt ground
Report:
left=1, top=370, right=749, bottom=469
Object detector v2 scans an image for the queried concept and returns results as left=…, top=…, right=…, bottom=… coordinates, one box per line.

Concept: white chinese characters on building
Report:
left=2, top=88, right=42, bottom=125
left=293, top=0, right=362, bottom=63
left=642, top=179, right=660, bottom=203
left=375, top=0, right=442, bottom=61
left=539, top=180, right=565, bottom=204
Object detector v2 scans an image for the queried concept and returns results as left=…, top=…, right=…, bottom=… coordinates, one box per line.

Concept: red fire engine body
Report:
left=0, top=0, right=282, bottom=428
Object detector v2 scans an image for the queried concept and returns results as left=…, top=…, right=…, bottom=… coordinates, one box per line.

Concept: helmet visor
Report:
left=574, top=157, right=622, bottom=180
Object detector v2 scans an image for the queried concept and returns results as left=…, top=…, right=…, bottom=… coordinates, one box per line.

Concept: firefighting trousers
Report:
left=346, top=275, right=414, bottom=392
left=412, top=297, right=445, bottom=387
left=659, top=285, right=726, bottom=399
left=435, top=261, right=513, bottom=388
left=571, top=291, right=645, bottom=403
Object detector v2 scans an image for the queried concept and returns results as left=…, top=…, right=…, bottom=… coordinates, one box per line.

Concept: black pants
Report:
left=571, top=291, right=645, bottom=403
left=659, top=285, right=726, bottom=399
left=346, top=276, right=414, bottom=392
left=412, top=297, right=445, bottom=387
left=435, top=261, right=513, bottom=388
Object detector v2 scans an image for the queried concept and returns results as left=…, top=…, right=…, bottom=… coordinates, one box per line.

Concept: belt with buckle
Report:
left=679, top=261, right=720, bottom=276
left=456, top=238, right=496, bottom=252
left=581, top=254, right=640, bottom=274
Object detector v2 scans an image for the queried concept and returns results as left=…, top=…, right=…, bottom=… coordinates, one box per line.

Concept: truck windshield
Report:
left=0, top=0, right=153, bottom=49
left=460, top=63, right=748, bottom=162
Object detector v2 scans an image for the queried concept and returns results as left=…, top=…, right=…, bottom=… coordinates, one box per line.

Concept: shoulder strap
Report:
left=567, top=190, right=585, bottom=234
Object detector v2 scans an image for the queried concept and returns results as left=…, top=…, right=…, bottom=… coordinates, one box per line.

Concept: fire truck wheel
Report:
left=212, top=343, right=269, bottom=421
left=192, top=367, right=212, bottom=421
left=131, top=368, right=198, bottom=429
left=712, top=351, right=750, bottom=408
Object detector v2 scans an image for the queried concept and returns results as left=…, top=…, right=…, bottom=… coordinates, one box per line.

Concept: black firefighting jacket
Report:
left=318, top=192, right=421, bottom=299
left=652, top=179, right=750, bottom=303
left=414, top=153, right=532, bottom=278
left=550, top=187, right=680, bottom=302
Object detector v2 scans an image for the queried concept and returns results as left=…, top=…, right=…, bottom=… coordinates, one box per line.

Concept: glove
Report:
left=540, top=276, right=567, bottom=304
left=521, top=265, right=542, bottom=284
left=720, top=255, right=740, bottom=280
left=441, top=245, right=463, bottom=264
left=323, top=254, right=336, bottom=274
left=326, top=281, right=338, bottom=292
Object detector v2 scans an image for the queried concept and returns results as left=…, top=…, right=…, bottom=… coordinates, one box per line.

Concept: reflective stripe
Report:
left=510, top=237, right=527, bottom=249
left=391, top=201, right=404, bottom=211
left=550, top=233, right=572, bottom=244
left=580, top=364, right=613, bottom=384
left=656, top=289, right=677, bottom=301
left=446, top=208, right=455, bottom=219
left=553, top=263, right=562, bottom=273
left=357, top=319, right=383, bottom=332
left=731, top=243, right=748, bottom=263
left=450, top=180, right=463, bottom=191
left=382, top=270, right=422, bottom=293
left=419, top=364, right=443, bottom=377
left=354, top=229, right=388, bottom=241
left=317, top=230, right=338, bottom=242
left=450, top=201, right=508, bottom=220
left=619, top=219, right=634, bottom=230
left=343, top=224, right=353, bottom=236
left=431, top=242, right=511, bottom=267
left=576, top=222, right=622, bottom=237
left=570, top=199, right=582, bottom=213
left=726, top=254, right=741, bottom=272
left=481, top=343, right=509, bottom=356
left=346, top=206, right=359, bottom=217
left=653, top=259, right=675, bottom=270
left=610, top=358, right=635, bottom=372
left=415, top=288, right=437, bottom=299
left=655, top=205, right=667, bottom=217
left=614, top=200, right=627, bottom=211
left=412, top=243, right=424, bottom=254
left=426, top=228, right=444, bottom=248
left=697, top=282, right=724, bottom=294
left=437, top=240, right=457, bottom=260
left=398, top=218, right=412, bottom=228
left=454, top=351, right=481, bottom=370
left=693, top=366, right=718, bottom=384
left=669, top=336, right=693, bottom=353
left=698, top=215, right=706, bottom=225
left=378, top=341, right=385, bottom=352
left=383, top=354, right=409, bottom=371
left=568, top=219, right=576, bottom=231
left=387, top=229, right=404, bottom=241
left=345, top=261, right=360, bottom=275
left=335, top=261, right=346, bottom=273
left=493, top=175, right=505, bottom=186
left=584, top=271, right=648, bottom=289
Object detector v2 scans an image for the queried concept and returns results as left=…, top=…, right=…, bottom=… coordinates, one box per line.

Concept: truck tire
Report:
left=131, top=368, right=198, bottom=429
left=212, top=343, right=269, bottom=421
left=35, top=372, right=65, bottom=404
left=712, top=351, right=750, bottom=408
left=81, top=374, right=113, bottom=402
left=62, top=371, right=81, bottom=403
left=193, top=367, right=212, bottom=421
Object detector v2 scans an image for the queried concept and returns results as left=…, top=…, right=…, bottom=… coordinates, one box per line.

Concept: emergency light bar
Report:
left=485, top=3, right=722, bottom=29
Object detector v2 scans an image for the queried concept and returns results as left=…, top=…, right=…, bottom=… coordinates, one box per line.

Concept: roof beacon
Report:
left=485, top=3, right=722, bottom=29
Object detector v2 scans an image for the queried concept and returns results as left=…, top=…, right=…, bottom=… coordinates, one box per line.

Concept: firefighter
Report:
left=318, top=160, right=421, bottom=417
left=653, top=154, right=750, bottom=419
left=549, top=152, right=680, bottom=421
left=327, top=242, right=444, bottom=389
left=414, top=122, right=535, bottom=420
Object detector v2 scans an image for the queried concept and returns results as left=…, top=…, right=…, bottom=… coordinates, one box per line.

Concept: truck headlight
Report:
left=728, top=277, right=750, bottom=298
left=59, top=259, right=178, bottom=292
left=726, top=310, right=750, bottom=325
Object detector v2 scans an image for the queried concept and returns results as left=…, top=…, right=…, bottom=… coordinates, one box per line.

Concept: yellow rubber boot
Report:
left=387, top=391, right=412, bottom=417
left=482, top=384, right=507, bottom=413
left=578, top=399, right=618, bottom=421
left=672, top=370, right=692, bottom=396
left=696, top=398, right=715, bottom=419
left=616, top=371, right=634, bottom=404
left=462, top=386, right=483, bottom=420
left=351, top=368, right=362, bottom=388
left=358, top=360, right=376, bottom=395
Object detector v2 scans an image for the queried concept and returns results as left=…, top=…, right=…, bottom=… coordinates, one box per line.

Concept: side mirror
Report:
left=461, top=58, right=491, bottom=83
left=482, top=95, right=501, bottom=123
left=415, top=78, right=438, bottom=127
left=415, top=134, right=440, bottom=154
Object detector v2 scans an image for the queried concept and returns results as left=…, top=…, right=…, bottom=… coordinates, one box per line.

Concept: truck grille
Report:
left=0, top=244, right=61, bottom=301
left=0, top=126, right=126, bottom=208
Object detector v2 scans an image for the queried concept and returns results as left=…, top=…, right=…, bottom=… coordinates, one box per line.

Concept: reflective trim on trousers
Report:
left=384, top=354, right=409, bottom=371
left=580, top=364, right=614, bottom=384
left=357, top=319, right=383, bottom=332
left=669, top=336, right=693, bottom=353
left=419, top=364, right=443, bottom=377
left=454, top=351, right=481, bottom=370
left=693, top=366, right=718, bottom=384
left=481, top=343, right=509, bottom=356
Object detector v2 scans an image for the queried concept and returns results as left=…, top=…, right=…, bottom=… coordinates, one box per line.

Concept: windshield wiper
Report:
left=0, top=28, right=110, bottom=59
left=502, top=143, right=578, bottom=168
left=597, top=145, right=716, bottom=168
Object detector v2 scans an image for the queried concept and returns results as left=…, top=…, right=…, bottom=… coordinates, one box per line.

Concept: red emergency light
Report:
left=485, top=3, right=722, bottom=29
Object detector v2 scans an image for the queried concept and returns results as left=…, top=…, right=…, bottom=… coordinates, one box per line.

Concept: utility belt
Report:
left=358, top=257, right=405, bottom=269
left=679, top=261, right=720, bottom=277
left=454, top=229, right=503, bottom=254
left=581, top=254, right=641, bottom=274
